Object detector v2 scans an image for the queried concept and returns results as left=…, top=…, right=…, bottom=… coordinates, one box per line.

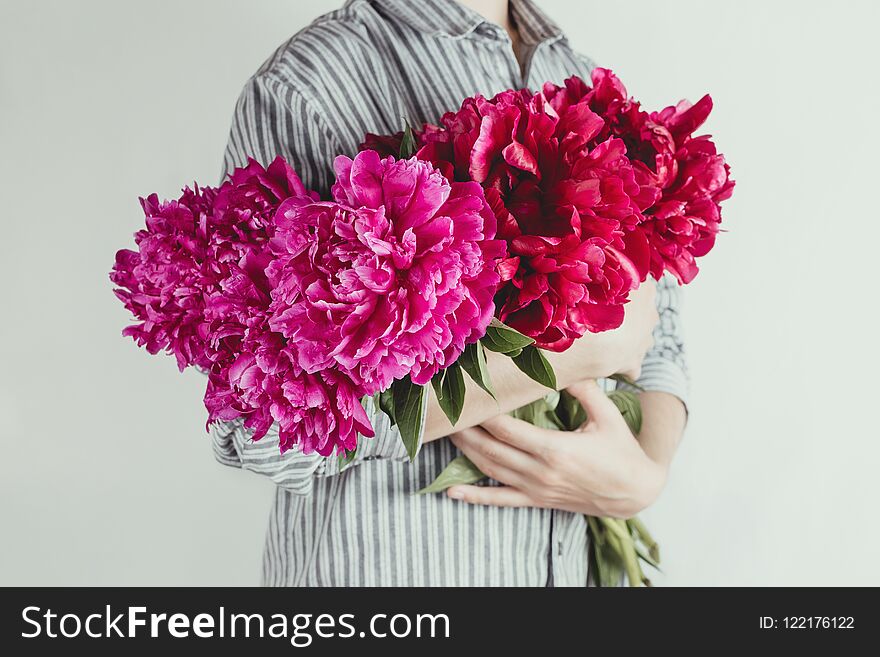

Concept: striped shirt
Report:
left=213, top=0, right=689, bottom=586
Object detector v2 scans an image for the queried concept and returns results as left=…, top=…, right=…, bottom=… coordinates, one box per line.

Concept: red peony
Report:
left=638, top=99, right=734, bottom=282
left=544, top=69, right=735, bottom=283
left=411, top=88, right=654, bottom=350
left=359, top=131, right=408, bottom=158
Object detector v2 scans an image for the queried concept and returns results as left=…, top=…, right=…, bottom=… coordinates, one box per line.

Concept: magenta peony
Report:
left=111, top=186, right=217, bottom=371
left=115, top=151, right=507, bottom=457
left=201, top=240, right=378, bottom=457
left=197, top=158, right=378, bottom=456
left=204, top=339, right=375, bottom=456
left=112, top=157, right=319, bottom=372
left=412, top=88, right=654, bottom=351
left=201, top=157, right=318, bottom=368
left=210, top=156, right=319, bottom=262
left=266, top=151, right=505, bottom=393
left=114, top=157, right=377, bottom=456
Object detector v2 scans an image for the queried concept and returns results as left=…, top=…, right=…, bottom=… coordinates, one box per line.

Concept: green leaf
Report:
left=555, top=389, right=588, bottom=431
left=480, top=318, right=535, bottom=355
left=338, top=447, right=358, bottom=471
left=391, top=376, right=426, bottom=461
left=377, top=388, right=395, bottom=423
left=430, top=361, right=466, bottom=427
left=417, top=455, right=486, bottom=494
left=512, top=345, right=557, bottom=390
left=459, top=342, right=495, bottom=399
left=634, top=543, right=662, bottom=571
left=607, top=389, right=643, bottom=435
left=509, top=395, right=564, bottom=430
left=399, top=120, right=416, bottom=158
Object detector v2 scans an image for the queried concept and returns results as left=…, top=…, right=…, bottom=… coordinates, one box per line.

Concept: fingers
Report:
left=479, top=414, right=555, bottom=455
left=449, top=429, right=531, bottom=487
left=450, top=427, right=534, bottom=471
left=564, top=380, right=621, bottom=427
left=446, top=484, right=536, bottom=508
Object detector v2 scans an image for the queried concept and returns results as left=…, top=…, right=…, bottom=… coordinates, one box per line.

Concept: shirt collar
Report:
left=509, top=0, right=563, bottom=45
left=371, top=0, right=563, bottom=43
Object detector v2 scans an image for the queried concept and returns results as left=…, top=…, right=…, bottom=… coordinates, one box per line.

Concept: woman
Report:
left=214, top=0, right=688, bottom=586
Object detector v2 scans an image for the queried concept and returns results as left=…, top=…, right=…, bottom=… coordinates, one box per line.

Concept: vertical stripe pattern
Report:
left=212, top=0, right=689, bottom=586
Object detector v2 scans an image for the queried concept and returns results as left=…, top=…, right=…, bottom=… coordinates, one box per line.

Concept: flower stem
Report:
left=586, top=515, right=605, bottom=547
left=601, top=517, right=643, bottom=587
left=628, top=516, right=660, bottom=564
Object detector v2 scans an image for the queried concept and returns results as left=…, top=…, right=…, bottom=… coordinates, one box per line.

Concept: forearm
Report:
left=423, top=332, right=627, bottom=442
left=424, top=350, right=552, bottom=442
left=635, top=391, right=686, bottom=469
left=424, top=290, right=666, bottom=444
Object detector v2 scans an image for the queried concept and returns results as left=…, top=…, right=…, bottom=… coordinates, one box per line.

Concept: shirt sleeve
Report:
left=630, top=273, right=690, bottom=409
left=210, top=74, right=426, bottom=493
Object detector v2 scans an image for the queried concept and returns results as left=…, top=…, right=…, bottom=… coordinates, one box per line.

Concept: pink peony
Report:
left=114, top=156, right=377, bottom=456
left=111, top=186, right=217, bottom=371
left=204, top=334, right=375, bottom=456
left=201, top=157, right=318, bottom=368
left=210, top=156, right=318, bottom=262
left=195, top=159, right=377, bottom=456
left=112, top=157, right=319, bottom=372
left=266, top=151, right=505, bottom=392
left=413, top=88, right=653, bottom=350
left=201, top=238, right=378, bottom=457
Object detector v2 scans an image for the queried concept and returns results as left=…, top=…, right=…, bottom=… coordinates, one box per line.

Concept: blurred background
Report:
left=1, top=0, right=877, bottom=585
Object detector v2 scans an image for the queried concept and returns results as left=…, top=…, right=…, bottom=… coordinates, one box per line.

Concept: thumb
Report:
left=564, top=380, right=619, bottom=428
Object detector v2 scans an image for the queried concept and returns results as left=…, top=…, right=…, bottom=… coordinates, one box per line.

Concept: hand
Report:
left=546, top=281, right=659, bottom=385
left=446, top=380, right=667, bottom=518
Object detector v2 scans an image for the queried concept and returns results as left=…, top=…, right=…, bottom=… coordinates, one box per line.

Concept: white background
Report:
left=1, top=0, right=877, bottom=586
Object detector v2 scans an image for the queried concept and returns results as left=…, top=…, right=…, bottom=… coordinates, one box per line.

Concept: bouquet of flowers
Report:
left=112, top=67, right=732, bottom=587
